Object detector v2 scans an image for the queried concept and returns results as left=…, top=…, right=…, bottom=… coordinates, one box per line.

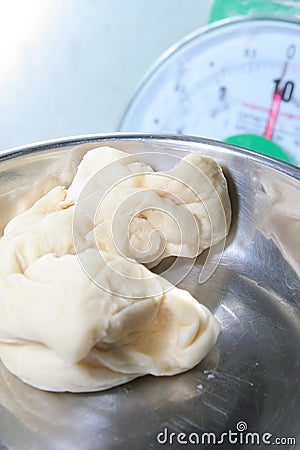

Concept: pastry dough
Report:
left=69, top=147, right=231, bottom=266
left=0, top=146, right=230, bottom=392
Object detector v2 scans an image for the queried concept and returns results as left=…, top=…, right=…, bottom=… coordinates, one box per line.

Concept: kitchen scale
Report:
left=119, top=14, right=300, bottom=165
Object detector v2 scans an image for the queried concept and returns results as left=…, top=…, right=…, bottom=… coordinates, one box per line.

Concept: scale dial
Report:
left=120, top=17, right=300, bottom=164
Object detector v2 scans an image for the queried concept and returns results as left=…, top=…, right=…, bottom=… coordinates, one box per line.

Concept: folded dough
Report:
left=0, top=248, right=220, bottom=392
left=69, top=147, right=231, bottom=266
left=0, top=146, right=230, bottom=392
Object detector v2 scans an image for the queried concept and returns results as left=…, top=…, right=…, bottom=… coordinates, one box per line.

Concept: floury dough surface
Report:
left=69, top=147, right=231, bottom=266
left=0, top=146, right=231, bottom=392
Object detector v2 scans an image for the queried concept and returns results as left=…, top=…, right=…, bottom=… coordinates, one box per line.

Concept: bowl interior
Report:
left=0, top=135, right=299, bottom=450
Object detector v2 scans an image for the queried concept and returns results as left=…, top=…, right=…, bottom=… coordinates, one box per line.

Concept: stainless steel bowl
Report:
left=0, top=134, right=299, bottom=450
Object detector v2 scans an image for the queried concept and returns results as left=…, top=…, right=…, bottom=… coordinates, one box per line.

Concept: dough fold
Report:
left=0, top=146, right=230, bottom=392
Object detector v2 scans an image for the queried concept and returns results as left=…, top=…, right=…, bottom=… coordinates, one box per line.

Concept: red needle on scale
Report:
left=264, top=62, right=288, bottom=139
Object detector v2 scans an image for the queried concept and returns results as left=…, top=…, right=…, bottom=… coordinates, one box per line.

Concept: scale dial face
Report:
left=120, top=17, right=300, bottom=164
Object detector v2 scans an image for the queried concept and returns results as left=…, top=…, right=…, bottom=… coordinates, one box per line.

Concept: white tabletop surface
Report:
left=0, top=0, right=213, bottom=151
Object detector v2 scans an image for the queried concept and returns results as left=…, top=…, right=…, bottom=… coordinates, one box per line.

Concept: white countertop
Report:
left=0, top=0, right=212, bottom=151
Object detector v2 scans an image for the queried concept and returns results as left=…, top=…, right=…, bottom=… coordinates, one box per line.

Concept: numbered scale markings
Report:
left=120, top=17, right=300, bottom=164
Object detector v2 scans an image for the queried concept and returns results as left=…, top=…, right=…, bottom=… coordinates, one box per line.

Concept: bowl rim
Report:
left=0, top=132, right=299, bottom=181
